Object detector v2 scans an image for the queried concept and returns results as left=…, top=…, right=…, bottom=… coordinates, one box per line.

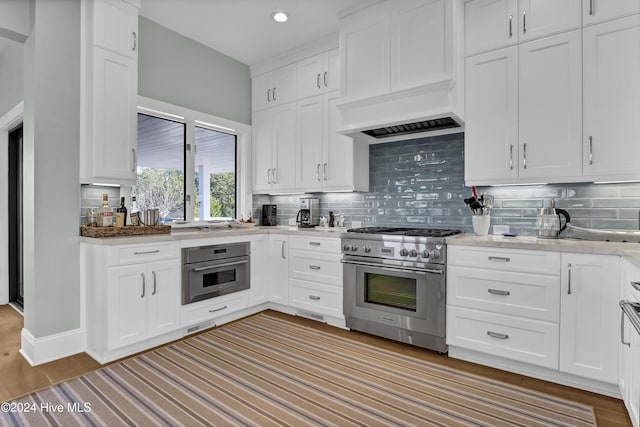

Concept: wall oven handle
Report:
left=341, top=259, right=443, bottom=275
left=192, top=259, right=248, bottom=272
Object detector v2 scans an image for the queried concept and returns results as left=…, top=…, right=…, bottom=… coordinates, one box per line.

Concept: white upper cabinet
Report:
left=296, top=49, right=339, bottom=99
left=465, top=0, right=518, bottom=56
left=517, top=30, right=582, bottom=180
left=582, top=15, right=640, bottom=181
left=251, top=64, right=297, bottom=111
left=80, top=0, right=139, bottom=185
left=93, top=0, right=138, bottom=59
left=464, top=47, right=519, bottom=183
left=583, top=0, right=640, bottom=26
left=518, top=0, right=582, bottom=42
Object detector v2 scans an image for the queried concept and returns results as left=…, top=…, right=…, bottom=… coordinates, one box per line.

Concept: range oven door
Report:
left=182, top=255, right=250, bottom=305
left=343, top=258, right=445, bottom=337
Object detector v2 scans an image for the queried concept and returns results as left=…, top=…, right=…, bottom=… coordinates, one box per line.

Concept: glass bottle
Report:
left=97, top=194, right=114, bottom=227
left=116, top=196, right=127, bottom=227
left=130, top=196, right=140, bottom=226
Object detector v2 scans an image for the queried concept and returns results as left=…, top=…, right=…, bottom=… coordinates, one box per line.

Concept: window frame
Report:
left=137, top=96, right=251, bottom=223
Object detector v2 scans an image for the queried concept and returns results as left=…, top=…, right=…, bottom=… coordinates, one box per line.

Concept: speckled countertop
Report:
left=446, top=234, right=640, bottom=268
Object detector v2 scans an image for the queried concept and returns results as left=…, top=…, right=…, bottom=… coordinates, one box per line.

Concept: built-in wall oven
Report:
left=182, top=242, right=250, bottom=305
left=342, top=227, right=461, bottom=353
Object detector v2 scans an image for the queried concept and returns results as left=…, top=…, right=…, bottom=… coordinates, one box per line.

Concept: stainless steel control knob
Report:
left=421, top=250, right=430, bottom=258
left=431, top=250, right=441, bottom=260
left=409, top=249, right=418, bottom=257
left=343, top=244, right=350, bottom=251
left=364, top=246, right=372, bottom=253
left=350, top=245, right=358, bottom=252
left=399, top=248, right=409, bottom=256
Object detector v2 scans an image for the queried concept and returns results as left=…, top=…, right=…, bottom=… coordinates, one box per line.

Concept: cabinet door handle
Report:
left=508, top=15, right=513, bottom=38
left=152, top=271, right=157, bottom=295
left=132, top=31, right=137, bottom=51
left=522, top=10, right=526, bottom=34
left=589, top=136, right=593, bottom=165
left=488, top=289, right=510, bottom=296
left=316, top=73, right=321, bottom=89
left=567, top=263, right=572, bottom=295
left=281, top=240, right=286, bottom=259
left=309, top=295, right=321, bottom=301
left=272, top=87, right=277, bottom=102
left=509, top=144, right=514, bottom=170
left=323, top=163, right=328, bottom=181
left=131, top=148, right=137, bottom=172
left=309, top=265, right=321, bottom=270
left=324, top=71, right=328, bottom=87
left=488, top=256, right=510, bottom=262
left=487, top=331, right=509, bottom=340
left=267, top=168, right=272, bottom=184
left=309, top=242, right=321, bottom=246
left=267, top=88, right=271, bottom=103
left=621, top=310, right=631, bottom=347
left=589, top=0, right=594, bottom=16
left=272, top=168, right=278, bottom=183
left=134, top=249, right=160, bottom=255
left=317, top=163, right=321, bottom=181
left=141, top=273, right=146, bottom=298
left=522, top=143, right=527, bottom=169
left=209, top=305, right=228, bottom=313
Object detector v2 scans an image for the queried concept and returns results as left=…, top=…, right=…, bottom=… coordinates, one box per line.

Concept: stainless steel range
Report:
left=341, top=227, right=462, bottom=353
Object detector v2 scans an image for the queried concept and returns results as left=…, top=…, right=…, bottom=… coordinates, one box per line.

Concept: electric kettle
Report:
left=535, top=199, right=570, bottom=238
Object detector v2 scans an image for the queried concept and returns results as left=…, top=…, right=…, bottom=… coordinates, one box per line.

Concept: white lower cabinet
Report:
left=560, top=253, right=620, bottom=384
left=83, top=241, right=182, bottom=363
left=180, top=291, right=249, bottom=328
left=288, top=235, right=343, bottom=323
left=620, top=258, right=640, bottom=427
left=268, top=234, right=289, bottom=305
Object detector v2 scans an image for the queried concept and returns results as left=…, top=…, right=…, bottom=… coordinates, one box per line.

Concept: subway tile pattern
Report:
left=253, top=132, right=640, bottom=236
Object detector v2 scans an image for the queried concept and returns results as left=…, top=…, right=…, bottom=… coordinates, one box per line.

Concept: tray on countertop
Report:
left=80, top=225, right=171, bottom=238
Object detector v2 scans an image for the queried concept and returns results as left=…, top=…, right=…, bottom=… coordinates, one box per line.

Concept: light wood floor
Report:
left=0, top=306, right=632, bottom=426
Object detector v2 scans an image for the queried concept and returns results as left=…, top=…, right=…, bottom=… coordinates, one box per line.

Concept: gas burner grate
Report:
left=346, top=227, right=462, bottom=237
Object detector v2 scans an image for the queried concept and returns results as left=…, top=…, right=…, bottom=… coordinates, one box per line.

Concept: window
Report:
left=134, top=114, right=186, bottom=221
left=135, top=98, right=247, bottom=223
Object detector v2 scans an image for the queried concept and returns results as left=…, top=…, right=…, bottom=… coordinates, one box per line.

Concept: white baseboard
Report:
left=20, top=327, right=86, bottom=366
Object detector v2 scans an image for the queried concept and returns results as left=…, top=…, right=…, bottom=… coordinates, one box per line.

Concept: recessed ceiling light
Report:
left=272, top=11, right=289, bottom=23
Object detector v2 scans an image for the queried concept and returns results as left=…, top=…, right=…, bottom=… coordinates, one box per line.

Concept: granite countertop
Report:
left=79, top=225, right=348, bottom=245
left=447, top=233, right=640, bottom=268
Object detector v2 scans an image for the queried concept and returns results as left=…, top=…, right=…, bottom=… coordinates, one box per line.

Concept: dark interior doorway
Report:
left=8, top=124, right=23, bottom=309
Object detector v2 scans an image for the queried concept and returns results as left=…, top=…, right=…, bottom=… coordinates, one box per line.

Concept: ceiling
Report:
left=139, top=0, right=370, bottom=66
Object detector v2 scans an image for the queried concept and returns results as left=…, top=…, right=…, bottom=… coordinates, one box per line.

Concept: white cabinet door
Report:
left=296, top=95, right=324, bottom=189
left=268, top=234, right=289, bottom=305
left=390, top=0, right=451, bottom=91
left=324, top=49, right=340, bottom=93
left=90, top=47, right=137, bottom=183
left=296, top=49, right=339, bottom=99
left=464, top=0, right=518, bottom=56
left=340, top=1, right=390, bottom=101
left=252, top=64, right=297, bottom=111
left=272, top=102, right=297, bottom=191
left=93, top=0, right=138, bottom=58
left=146, top=260, right=181, bottom=338
left=249, top=237, right=270, bottom=306
left=583, top=16, right=640, bottom=181
left=560, top=253, right=620, bottom=384
left=107, top=264, right=147, bottom=349
left=518, top=30, right=582, bottom=181
left=252, top=108, right=274, bottom=192
left=518, top=0, right=582, bottom=42
left=324, top=91, right=360, bottom=191
left=464, top=47, right=518, bottom=184
left=583, top=0, right=640, bottom=27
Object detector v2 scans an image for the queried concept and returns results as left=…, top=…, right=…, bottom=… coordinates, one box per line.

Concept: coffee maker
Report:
left=261, top=204, right=278, bottom=226
left=296, top=197, right=320, bottom=227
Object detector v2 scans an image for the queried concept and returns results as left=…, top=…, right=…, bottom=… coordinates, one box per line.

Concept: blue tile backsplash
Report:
left=253, top=132, right=640, bottom=236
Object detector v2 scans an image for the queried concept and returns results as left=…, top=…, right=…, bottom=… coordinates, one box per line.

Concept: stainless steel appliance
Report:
left=342, top=227, right=462, bottom=352
left=182, top=242, right=250, bottom=305
left=296, top=197, right=320, bottom=228
left=620, top=280, right=640, bottom=342
left=261, top=204, right=278, bottom=226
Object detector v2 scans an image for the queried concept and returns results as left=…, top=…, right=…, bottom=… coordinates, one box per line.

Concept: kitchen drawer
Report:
left=448, top=246, right=560, bottom=275
left=447, top=306, right=559, bottom=369
left=289, top=278, right=342, bottom=318
left=289, top=235, right=341, bottom=254
left=180, top=291, right=249, bottom=328
left=447, top=266, right=560, bottom=322
left=289, top=250, right=342, bottom=285
left=110, top=241, right=179, bottom=266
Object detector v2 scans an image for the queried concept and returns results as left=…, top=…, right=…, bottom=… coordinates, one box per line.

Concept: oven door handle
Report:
left=341, top=259, right=443, bottom=275
left=192, top=259, right=248, bottom=272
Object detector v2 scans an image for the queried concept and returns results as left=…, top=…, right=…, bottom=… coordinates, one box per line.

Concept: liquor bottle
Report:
left=97, top=194, right=114, bottom=227
left=130, top=196, right=140, bottom=226
left=116, top=197, right=127, bottom=227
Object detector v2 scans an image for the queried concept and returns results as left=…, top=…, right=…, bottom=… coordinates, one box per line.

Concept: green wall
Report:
left=22, top=0, right=80, bottom=337
left=0, top=40, right=24, bottom=117
left=0, top=0, right=31, bottom=42
left=138, top=17, right=251, bottom=125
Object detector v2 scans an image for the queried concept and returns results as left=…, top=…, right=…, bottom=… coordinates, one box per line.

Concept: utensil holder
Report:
left=472, top=215, right=490, bottom=236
